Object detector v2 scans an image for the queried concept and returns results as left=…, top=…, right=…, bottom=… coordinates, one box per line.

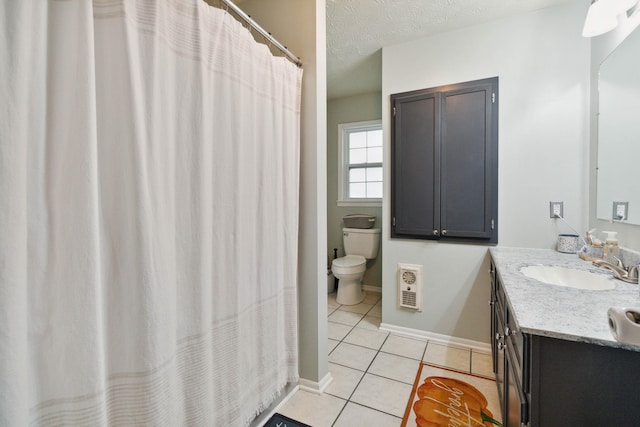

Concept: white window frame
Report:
left=337, top=120, right=383, bottom=207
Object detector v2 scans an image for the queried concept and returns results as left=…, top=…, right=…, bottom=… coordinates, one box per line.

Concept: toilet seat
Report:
left=333, top=254, right=366, bottom=268
left=332, top=255, right=366, bottom=275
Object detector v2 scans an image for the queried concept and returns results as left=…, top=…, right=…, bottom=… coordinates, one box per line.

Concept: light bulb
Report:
left=582, top=0, right=619, bottom=37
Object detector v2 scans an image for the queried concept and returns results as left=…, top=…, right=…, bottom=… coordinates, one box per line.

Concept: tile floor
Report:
left=277, top=291, right=494, bottom=426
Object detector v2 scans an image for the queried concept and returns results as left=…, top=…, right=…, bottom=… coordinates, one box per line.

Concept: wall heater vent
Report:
left=397, top=263, right=422, bottom=311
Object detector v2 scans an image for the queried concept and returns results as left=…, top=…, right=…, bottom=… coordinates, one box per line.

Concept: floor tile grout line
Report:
left=325, top=295, right=483, bottom=425
left=327, top=307, right=369, bottom=357
left=327, top=296, right=383, bottom=349
left=421, top=340, right=430, bottom=362
left=332, top=311, right=477, bottom=365
left=330, top=295, right=426, bottom=368
left=326, top=297, right=383, bottom=426
left=379, top=348, right=427, bottom=362
left=324, top=357, right=477, bottom=423
left=326, top=292, right=388, bottom=425
left=328, top=343, right=368, bottom=425
left=329, top=398, right=348, bottom=427
left=330, top=332, right=391, bottom=426
left=336, top=400, right=403, bottom=423
left=354, top=333, right=414, bottom=421
left=326, top=360, right=367, bottom=374
left=330, top=401, right=347, bottom=425
left=328, top=333, right=389, bottom=357
left=365, top=369, right=420, bottom=386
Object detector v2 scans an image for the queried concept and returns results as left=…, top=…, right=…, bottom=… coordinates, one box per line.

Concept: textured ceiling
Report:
left=327, top=0, right=577, bottom=99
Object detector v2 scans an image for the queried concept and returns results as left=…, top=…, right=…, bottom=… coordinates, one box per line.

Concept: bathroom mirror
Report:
left=596, top=25, right=640, bottom=224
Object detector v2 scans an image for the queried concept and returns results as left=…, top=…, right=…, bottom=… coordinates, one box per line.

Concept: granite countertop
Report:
left=489, top=247, right=640, bottom=352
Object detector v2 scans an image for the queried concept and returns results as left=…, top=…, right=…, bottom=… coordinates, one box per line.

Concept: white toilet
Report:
left=332, top=227, right=380, bottom=305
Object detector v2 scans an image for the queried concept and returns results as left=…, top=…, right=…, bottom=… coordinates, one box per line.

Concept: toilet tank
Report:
left=343, top=227, right=380, bottom=259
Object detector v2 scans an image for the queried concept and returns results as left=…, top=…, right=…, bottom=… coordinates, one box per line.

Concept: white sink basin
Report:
left=520, top=265, right=616, bottom=291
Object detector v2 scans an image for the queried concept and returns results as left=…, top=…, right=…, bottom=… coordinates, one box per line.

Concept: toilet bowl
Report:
left=332, top=255, right=367, bottom=305
left=331, top=224, right=380, bottom=305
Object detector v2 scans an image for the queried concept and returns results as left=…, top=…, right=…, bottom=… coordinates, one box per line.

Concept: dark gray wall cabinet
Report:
left=391, top=77, right=498, bottom=243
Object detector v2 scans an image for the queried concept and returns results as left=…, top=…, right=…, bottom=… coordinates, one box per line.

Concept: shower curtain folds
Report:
left=0, top=1, right=302, bottom=426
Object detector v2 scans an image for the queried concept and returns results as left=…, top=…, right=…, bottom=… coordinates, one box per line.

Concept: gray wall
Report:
left=327, top=92, right=382, bottom=289
left=381, top=0, right=591, bottom=344
left=589, top=11, right=640, bottom=250
left=239, top=0, right=329, bottom=385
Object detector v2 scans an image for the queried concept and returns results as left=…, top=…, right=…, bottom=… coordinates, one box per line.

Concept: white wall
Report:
left=381, top=0, right=590, bottom=343
left=238, top=0, right=328, bottom=384
left=327, top=92, right=382, bottom=289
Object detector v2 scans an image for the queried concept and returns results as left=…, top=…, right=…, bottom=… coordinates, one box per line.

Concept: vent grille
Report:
left=401, top=289, right=417, bottom=307
left=397, top=263, right=422, bottom=311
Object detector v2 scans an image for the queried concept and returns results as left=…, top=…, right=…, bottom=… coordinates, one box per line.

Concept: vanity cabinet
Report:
left=490, top=261, right=528, bottom=427
left=490, top=259, right=640, bottom=426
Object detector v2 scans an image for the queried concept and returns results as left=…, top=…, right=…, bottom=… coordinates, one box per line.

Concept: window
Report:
left=337, top=120, right=383, bottom=206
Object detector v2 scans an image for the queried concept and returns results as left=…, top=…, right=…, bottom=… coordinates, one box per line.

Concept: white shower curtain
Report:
left=0, top=1, right=302, bottom=425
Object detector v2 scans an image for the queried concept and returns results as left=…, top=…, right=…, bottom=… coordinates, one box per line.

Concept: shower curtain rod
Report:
left=220, top=0, right=302, bottom=67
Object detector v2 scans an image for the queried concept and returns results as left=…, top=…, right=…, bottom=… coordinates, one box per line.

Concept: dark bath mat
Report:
left=263, top=412, right=312, bottom=427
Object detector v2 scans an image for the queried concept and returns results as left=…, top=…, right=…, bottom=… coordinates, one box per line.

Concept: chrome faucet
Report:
left=592, top=258, right=639, bottom=283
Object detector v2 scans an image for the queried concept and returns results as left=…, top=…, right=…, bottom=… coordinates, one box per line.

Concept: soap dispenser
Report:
left=603, top=231, right=620, bottom=263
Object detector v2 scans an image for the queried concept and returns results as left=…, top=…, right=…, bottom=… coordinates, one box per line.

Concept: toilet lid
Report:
left=333, top=255, right=366, bottom=268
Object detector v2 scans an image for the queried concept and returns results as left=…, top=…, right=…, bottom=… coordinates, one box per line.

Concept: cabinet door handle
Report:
left=505, top=327, right=511, bottom=336
left=495, top=332, right=504, bottom=341
left=432, top=230, right=439, bottom=236
left=497, top=342, right=505, bottom=350
left=442, top=229, right=448, bottom=235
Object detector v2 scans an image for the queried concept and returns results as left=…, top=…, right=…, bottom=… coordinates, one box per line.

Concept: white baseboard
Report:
left=379, top=322, right=491, bottom=353
left=363, top=285, right=382, bottom=293
left=254, top=372, right=333, bottom=427
left=298, top=371, right=333, bottom=394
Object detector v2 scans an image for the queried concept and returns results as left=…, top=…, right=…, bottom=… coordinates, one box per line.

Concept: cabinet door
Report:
left=390, top=77, right=498, bottom=242
left=440, top=81, right=498, bottom=240
left=391, top=89, right=439, bottom=238
left=495, top=303, right=506, bottom=417
left=490, top=262, right=497, bottom=371
left=506, top=341, right=528, bottom=427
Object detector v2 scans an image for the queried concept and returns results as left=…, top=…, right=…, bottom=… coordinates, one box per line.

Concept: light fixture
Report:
left=582, top=0, right=639, bottom=37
